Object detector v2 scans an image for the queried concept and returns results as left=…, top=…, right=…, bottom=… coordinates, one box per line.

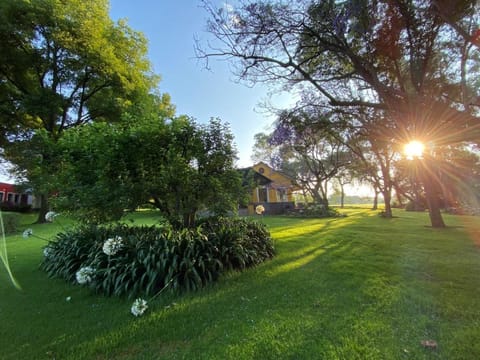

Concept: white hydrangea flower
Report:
left=102, top=236, right=124, bottom=256
left=45, top=211, right=59, bottom=222
left=23, top=228, right=33, bottom=239
left=75, top=266, right=95, bottom=285
left=131, top=298, right=148, bottom=317
left=255, top=205, right=265, bottom=215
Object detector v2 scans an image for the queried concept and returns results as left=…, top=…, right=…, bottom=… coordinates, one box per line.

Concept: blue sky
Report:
left=109, top=0, right=292, bottom=167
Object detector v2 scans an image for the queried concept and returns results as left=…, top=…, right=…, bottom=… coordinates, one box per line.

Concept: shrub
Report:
left=199, top=217, right=275, bottom=270
left=0, top=202, right=31, bottom=213
left=1, top=212, right=20, bottom=234
left=41, top=218, right=274, bottom=298
left=289, top=204, right=345, bottom=218
left=405, top=201, right=425, bottom=212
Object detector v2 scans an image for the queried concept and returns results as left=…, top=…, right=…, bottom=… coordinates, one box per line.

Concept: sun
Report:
left=404, top=140, right=425, bottom=159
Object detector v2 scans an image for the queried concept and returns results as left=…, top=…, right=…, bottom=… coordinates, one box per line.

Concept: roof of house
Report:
left=238, top=167, right=271, bottom=186
left=246, top=162, right=300, bottom=189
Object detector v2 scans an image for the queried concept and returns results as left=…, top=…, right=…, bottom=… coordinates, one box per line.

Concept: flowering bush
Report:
left=40, top=226, right=96, bottom=284
left=41, top=218, right=274, bottom=299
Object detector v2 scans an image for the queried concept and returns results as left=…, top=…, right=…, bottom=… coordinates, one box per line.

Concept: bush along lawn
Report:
left=2, top=208, right=480, bottom=359
left=40, top=216, right=275, bottom=312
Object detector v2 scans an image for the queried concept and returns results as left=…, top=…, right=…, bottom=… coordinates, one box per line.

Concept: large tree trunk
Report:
left=372, top=190, right=379, bottom=210
left=312, top=181, right=329, bottom=206
left=340, top=182, right=345, bottom=208
left=420, top=158, right=446, bottom=228
left=380, top=166, right=393, bottom=218
left=183, top=212, right=196, bottom=228
left=36, top=193, right=49, bottom=224
left=424, top=178, right=446, bottom=228
left=312, top=188, right=325, bottom=205
left=323, top=197, right=329, bottom=208
left=382, top=190, right=393, bottom=218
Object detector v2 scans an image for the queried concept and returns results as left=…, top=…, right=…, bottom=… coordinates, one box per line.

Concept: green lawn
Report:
left=1, top=208, right=480, bottom=359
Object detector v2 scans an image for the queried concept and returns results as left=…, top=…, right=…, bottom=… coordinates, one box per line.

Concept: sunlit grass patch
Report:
left=1, top=208, right=480, bottom=359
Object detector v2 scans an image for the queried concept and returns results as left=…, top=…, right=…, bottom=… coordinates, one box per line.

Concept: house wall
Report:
left=250, top=185, right=296, bottom=203
left=0, top=182, right=36, bottom=207
left=268, top=188, right=276, bottom=202
left=0, top=183, right=16, bottom=203
left=252, top=189, right=258, bottom=203
left=250, top=186, right=294, bottom=204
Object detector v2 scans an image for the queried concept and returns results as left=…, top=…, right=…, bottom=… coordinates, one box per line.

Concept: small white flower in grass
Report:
left=102, top=236, right=124, bottom=256
left=23, top=228, right=33, bottom=239
left=131, top=298, right=148, bottom=317
left=66, top=296, right=71, bottom=302
left=255, top=205, right=265, bottom=215
left=75, top=266, right=95, bottom=285
left=45, top=211, right=59, bottom=222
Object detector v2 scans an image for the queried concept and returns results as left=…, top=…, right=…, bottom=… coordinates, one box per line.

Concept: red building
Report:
left=0, top=182, right=33, bottom=207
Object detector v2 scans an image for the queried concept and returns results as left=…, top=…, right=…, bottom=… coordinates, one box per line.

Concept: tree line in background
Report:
left=199, top=0, right=480, bottom=227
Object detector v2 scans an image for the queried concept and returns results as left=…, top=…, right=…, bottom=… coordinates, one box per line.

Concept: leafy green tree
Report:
left=55, top=116, right=244, bottom=228
left=251, top=133, right=276, bottom=165
left=0, top=0, right=162, bottom=222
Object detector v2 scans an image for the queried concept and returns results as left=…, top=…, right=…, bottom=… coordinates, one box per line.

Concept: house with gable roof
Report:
left=240, top=162, right=300, bottom=215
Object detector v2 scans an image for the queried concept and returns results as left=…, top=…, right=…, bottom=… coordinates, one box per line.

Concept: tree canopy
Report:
left=201, top=0, right=480, bottom=227
left=0, top=0, right=160, bottom=141
left=0, top=0, right=172, bottom=221
left=54, top=116, right=245, bottom=228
